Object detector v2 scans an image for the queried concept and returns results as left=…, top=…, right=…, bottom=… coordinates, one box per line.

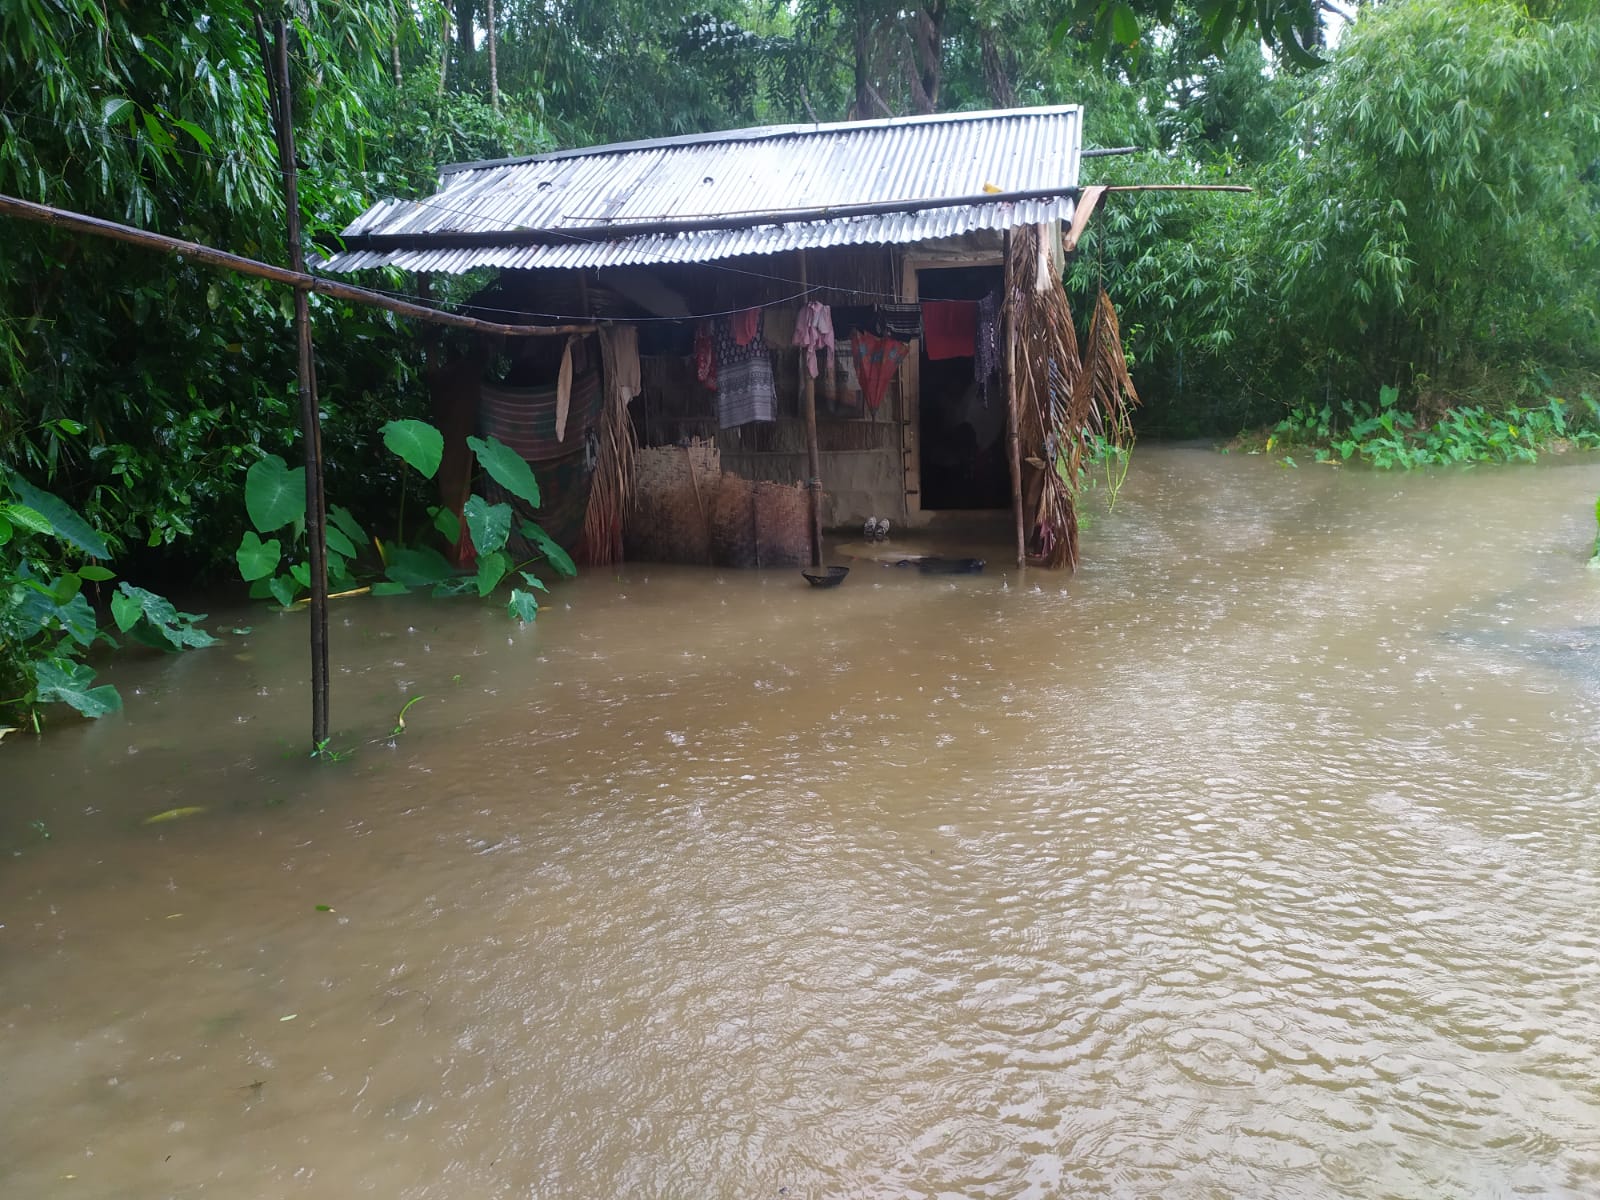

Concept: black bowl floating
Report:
left=801, top=565, right=850, bottom=588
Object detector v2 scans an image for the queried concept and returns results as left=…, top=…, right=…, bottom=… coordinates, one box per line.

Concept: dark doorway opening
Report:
left=918, top=265, right=1007, bottom=510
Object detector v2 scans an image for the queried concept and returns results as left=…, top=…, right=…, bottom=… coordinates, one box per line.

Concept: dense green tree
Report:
left=1074, top=0, right=1600, bottom=433
left=0, top=1, right=540, bottom=574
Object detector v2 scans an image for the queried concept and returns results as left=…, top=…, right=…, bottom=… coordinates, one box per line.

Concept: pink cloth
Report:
left=792, top=301, right=836, bottom=379
left=731, top=307, right=761, bottom=346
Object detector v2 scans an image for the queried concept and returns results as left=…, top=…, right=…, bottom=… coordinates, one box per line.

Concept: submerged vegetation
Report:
left=1250, top=388, right=1600, bottom=469
left=234, top=417, right=574, bottom=620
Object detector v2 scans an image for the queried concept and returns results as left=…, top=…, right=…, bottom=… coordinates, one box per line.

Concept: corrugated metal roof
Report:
left=321, top=106, right=1081, bottom=275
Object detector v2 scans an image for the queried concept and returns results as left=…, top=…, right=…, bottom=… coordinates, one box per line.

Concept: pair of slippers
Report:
left=861, top=517, right=892, bottom=542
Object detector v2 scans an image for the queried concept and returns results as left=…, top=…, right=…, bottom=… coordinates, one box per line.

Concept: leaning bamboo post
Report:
left=1003, top=230, right=1025, bottom=567
left=797, top=250, right=824, bottom=568
left=260, top=13, right=330, bottom=749
left=0, top=194, right=595, bottom=341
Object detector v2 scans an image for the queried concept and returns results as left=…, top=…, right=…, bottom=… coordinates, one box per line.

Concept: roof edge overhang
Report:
left=329, top=185, right=1083, bottom=258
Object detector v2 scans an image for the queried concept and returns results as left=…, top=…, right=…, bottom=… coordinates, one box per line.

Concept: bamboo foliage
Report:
left=1008, top=224, right=1138, bottom=569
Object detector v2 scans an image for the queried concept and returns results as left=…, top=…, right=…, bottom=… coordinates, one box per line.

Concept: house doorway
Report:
left=917, top=265, right=1007, bottom=510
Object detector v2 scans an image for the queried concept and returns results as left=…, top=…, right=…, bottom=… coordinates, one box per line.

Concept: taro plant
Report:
left=236, top=453, right=369, bottom=608
left=374, top=418, right=576, bottom=620
left=2, top=467, right=216, bottom=731
left=1269, top=387, right=1600, bottom=469
left=234, top=419, right=575, bottom=620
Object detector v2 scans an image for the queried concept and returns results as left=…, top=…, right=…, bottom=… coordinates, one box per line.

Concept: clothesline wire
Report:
left=348, top=277, right=837, bottom=324
left=351, top=273, right=975, bottom=330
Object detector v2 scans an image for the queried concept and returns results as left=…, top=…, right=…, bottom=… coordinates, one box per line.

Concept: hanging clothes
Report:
left=763, top=305, right=798, bottom=351
left=921, top=300, right=978, bottom=361
left=695, top=321, right=718, bottom=391
left=875, top=302, right=923, bottom=342
left=835, top=338, right=861, bottom=407
left=792, top=300, right=836, bottom=379
left=975, top=289, right=1002, bottom=401
left=604, top=324, right=642, bottom=402
left=731, top=307, right=762, bottom=347
left=714, top=317, right=777, bottom=428
left=852, top=332, right=909, bottom=412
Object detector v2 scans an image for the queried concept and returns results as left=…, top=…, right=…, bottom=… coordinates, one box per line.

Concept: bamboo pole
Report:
left=259, top=14, right=331, bottom=750
left=1003, top=230, right=1024, bottom=568
left=0, top=194, right=594, bottom=340
left=797, top=250, right=824, bottom=568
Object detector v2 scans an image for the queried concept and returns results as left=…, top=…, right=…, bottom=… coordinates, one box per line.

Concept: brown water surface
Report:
left=5, top=447, right=1600, bottom=1198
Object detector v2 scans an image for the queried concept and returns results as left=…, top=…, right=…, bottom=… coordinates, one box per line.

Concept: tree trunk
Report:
left=454, top=0, right=476, bottom=85
left=853, top=2, right=875, bottom=119
left=438, top=5, right=450, bottom=94
left=390, top=3, right=402, bottom=85
left=980, top=31, right=1015, bottom=108
left=486, top=0, right=498, bottom=109
left=905, top=3, right=946, bottom=115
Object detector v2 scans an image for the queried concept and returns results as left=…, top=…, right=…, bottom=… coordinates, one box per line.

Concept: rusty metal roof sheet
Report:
left=320, top=106, right=1082, bottom=274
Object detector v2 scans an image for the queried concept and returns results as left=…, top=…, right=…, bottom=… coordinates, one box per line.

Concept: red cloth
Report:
left=852, top=332, right=910, bottom=411
left=695, top=322, right=717, bottom=390
left=731, top=307, right=761, bottom=346
left=921, top=300, right=978, bottom=360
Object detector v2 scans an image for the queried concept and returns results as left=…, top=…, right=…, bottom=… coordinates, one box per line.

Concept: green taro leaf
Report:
left=113, top=584, right=219, bottom=650
left=370, top=581, right=411, bottom=596
left=518, top=571, right=549, bottom=593
left=520, top=520, right=576, bottom=578
left=476, top=549, right=511, bottom=597
left=323, top=526, right=357, bottom=560
left=463, top=495, right=512, bottom=555
left=384, top=545, right=457, bottom=589
left=507, top=588, right=540, bottom=622
left=50, top=573, right=83, bottom=604
left=467, top=436, right=541, bottom=507
left=78, top=564, right=115, bottom=582
left=432, top=506, right=461, bottom=544
left=7, top=476, right=108, bottom=557
left=268, top=574, right=299, bottom=607
left=245, top=455, right=306, bottom=533
left=110, top=588, right=142, bottom=632
left=328, top=504, right=368, bottom=549
left=236, top=531, right=281, bottom=581
left=34, top=658, right=122, bottom=718
left=290, top=561, right=312, bottom=589
left=55, top=592, right=100, bottom=649
left=381, top=419, right=444, bottom=479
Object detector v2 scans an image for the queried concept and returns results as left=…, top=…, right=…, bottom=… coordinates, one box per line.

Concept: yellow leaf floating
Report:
left=142, top=806, right=207, bottom=825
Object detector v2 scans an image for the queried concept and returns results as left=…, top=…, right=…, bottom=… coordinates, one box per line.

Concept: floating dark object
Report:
left=893, top=556, right=987, bottom=575
left=802, top=565, right=850, bottom=587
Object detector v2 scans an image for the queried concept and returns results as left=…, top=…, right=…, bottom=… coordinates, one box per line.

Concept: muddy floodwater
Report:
left=5, top=446, right=1600, bottom=1199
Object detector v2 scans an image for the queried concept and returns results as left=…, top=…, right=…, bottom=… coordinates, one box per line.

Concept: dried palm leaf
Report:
left=582, top=329, right=639, bottom=565
left=1006, top=227, right=1139, bottom=569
